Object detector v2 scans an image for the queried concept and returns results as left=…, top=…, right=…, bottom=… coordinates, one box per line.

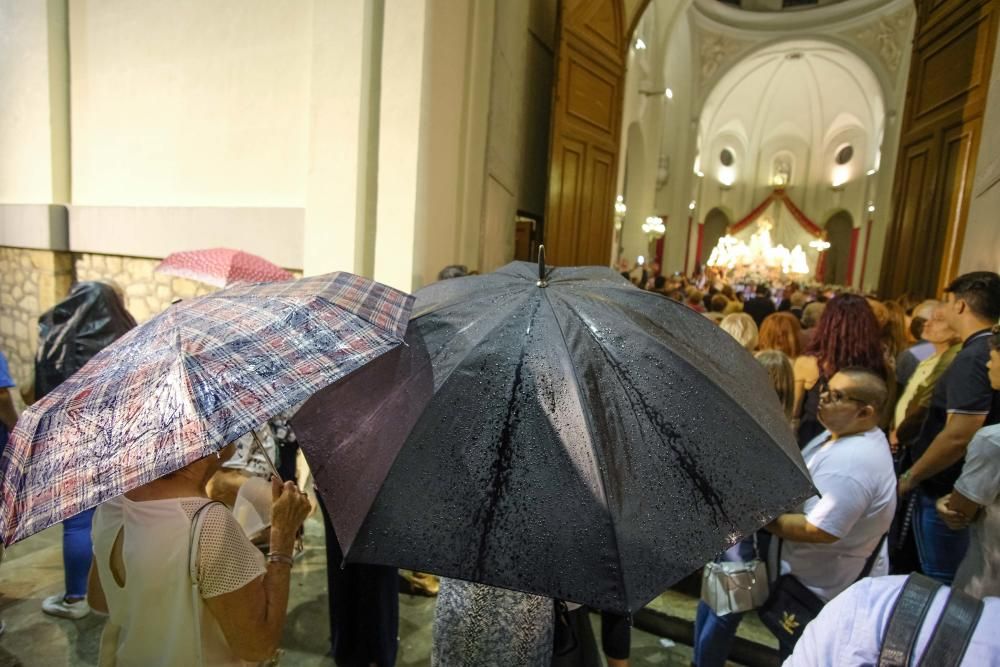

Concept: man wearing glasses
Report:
left=766, top=369, right=896, bottom=622
left=898, top=271, right=1000, bottom=585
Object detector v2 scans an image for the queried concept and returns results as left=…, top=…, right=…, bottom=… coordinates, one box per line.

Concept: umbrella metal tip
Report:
left=537, top=245, right=547, bottom=286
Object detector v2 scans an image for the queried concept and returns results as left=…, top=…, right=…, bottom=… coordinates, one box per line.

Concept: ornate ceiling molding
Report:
left=697, top=28, right=757, bottom=82
left=844, top=7, right=913, bottom=75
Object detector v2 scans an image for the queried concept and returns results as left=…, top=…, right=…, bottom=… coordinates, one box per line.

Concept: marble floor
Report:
left=0, top=516, right=774, bottom=666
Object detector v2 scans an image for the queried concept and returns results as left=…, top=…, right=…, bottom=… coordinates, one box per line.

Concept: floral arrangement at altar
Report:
left=704, top=188, right=831, bottom=283
left=706, top=217, right=811, bottom=284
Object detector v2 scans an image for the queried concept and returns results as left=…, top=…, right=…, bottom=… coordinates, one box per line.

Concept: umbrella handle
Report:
left=250, top=429, right=283, bottom=483
left=537, top=245, right=548, bottom=288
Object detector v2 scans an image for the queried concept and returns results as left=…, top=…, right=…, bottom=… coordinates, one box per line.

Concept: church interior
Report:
left=0, top=0, right=998, bottom=665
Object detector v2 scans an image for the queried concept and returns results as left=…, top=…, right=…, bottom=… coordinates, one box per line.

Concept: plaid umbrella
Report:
left=155, top=248, right=294, bottom=287
left=0, top=272, right=413, bottom=545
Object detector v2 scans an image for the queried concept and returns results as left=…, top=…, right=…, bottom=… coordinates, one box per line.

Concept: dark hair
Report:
left=756, top=284, right=770, bottom=297
left=709, top=294, right=729, bottom=313
left=909, top=316, right=927, bottom=341
left=437, top=265, right=469, bottom=281
left=653, top=275, right=667, bottom=290
left=837, top=366, right=889, bottom=412
left=805, top=294, right=886, bottom=378
left=945, top=271, right=1000, bottom=322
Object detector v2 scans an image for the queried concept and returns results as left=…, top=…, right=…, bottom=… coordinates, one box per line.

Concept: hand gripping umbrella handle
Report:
left=250, top=429, right=283, bottom=482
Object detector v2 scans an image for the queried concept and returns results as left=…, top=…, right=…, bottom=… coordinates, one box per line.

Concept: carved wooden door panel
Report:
left=545, top=0, right=625, bottom=267
left=879, top=0, right=999, bottom=298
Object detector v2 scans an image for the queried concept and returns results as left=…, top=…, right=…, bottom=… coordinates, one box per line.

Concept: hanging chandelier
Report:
left=706, top=218, right=810, bottom=278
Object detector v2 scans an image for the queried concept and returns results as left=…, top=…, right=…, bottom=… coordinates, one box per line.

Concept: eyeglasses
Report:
left=819, top=389, right=867, bottom=406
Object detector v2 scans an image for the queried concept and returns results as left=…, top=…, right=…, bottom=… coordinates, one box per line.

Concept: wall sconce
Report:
left=688, top=200, right=697, bottom=211
left=809, top=239, right=831, bottom=252
left=614, top=195, right=627, bottom=231
left=718, top=166, right=736, bottom=188
left=831, top=166, right=850, bottom=190
left=867, top=202, right=876, bottom=213
left=635, top=38, right=647, bottom=50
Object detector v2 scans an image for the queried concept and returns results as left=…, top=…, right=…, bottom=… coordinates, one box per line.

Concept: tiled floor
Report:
left=0, top=516, right=771, bottom=666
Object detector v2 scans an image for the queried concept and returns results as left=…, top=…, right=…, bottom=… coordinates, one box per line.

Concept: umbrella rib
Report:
left=539, top=288, right=631, bottom=612
left=573, top=287, right=812, bottom=486
left=552, top=294, right=741, bottom=526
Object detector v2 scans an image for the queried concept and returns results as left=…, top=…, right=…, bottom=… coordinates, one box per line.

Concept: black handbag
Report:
left=759, top=534, right=887, bottom=651
left=758, top=573, right=825, bottom=648
left=552, top=600, right=579, bottom=656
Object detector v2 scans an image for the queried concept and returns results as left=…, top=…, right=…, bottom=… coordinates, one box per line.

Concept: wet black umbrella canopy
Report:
left=295, top=248, right=812, bottom=614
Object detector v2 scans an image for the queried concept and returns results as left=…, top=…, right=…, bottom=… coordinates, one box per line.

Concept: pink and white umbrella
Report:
left=155, top=248, right=294, bottom=287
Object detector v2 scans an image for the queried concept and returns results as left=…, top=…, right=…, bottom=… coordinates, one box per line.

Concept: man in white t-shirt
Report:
left=784, top=575, right=999, bottom=665
left=767, top=368, right=897, bottom=604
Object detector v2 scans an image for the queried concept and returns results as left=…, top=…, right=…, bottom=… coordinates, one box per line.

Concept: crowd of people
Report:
left=675, top=267, right=1000, bottom=665
left=0, top=264, right=997, bottom=666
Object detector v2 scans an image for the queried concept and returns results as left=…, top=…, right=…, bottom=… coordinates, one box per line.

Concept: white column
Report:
left=372, top=0, right=429, bottom=291
left=303, top=0, right=382, bottom=277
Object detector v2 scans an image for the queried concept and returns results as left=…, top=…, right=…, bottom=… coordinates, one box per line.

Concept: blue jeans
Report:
left=63, top=508, right=96, bottom=598
left=913, top=490, right=969, bottom=585
left=693, top=600, right=744, bottom=667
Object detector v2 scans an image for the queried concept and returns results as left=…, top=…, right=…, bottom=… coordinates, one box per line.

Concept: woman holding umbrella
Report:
left=87, top=441, right=312, bottom=665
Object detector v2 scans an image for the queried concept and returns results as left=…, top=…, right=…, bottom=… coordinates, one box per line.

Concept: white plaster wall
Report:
left=69, top=0, right=312, bottom=207
left=0, top=2, right=59, bottom=203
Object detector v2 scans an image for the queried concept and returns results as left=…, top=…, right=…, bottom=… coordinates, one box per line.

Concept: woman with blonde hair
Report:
left=754, top=350, right=796, bottom=420
left=719, top=313, right=758, bottom=351
left=757, top=313, right=802, bottom=360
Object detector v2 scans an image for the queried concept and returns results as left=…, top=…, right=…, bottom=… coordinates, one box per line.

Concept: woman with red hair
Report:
left=793, top=294, right=887, bottom=448
left=758, top=312, right=803, bottom=360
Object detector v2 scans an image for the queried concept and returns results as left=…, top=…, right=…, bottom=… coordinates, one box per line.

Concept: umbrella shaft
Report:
left=250, top=430, right=282, bottom=482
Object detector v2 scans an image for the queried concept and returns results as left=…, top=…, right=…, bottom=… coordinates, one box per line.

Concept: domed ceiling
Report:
left=698, top=39, right=885, bottom=190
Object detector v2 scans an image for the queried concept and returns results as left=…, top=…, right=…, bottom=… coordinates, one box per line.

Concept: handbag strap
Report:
left=877, top=573, right=942, bottom=667
left=917, top=587, right=984, bottom=667
left=857, top=533, right=888, bottom=582
left=188, top=500, right=223, bottom=665
left=188, top=500, right=223, bottom=584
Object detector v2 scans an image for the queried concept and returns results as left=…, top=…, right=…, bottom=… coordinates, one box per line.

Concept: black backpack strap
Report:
left=917, top=587, right=984, bottom=667
left=878, top=574, right=942, bottom=667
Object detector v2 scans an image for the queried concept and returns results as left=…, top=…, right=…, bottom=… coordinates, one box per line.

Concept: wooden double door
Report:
left=545, top=0, right=627, bottom=267
left=880, top=0, right=1000, bottom=299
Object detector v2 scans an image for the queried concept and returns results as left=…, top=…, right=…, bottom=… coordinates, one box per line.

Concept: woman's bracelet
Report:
left=267, top=551, right=294, bottom=567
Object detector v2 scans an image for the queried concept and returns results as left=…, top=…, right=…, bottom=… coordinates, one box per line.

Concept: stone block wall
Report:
left=0, top=247, right=74, bottom=400
left=1, top=248, right=301, bottom=404
left=73, top=253, right=217, bottom=323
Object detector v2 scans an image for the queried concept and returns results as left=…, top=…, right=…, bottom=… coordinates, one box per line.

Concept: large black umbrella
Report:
left=294, top=255, right=812, bottom=614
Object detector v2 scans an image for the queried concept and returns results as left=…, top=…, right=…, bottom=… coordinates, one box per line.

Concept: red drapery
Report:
left=728, top=189, right=824, bottom=238
left=846, top=227, right=861, bottom=287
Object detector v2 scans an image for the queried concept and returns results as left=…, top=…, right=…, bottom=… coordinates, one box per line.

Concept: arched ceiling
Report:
left=698, top=39, right=885, bottom=185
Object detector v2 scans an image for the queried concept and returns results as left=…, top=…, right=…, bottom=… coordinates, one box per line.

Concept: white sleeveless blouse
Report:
left=92, top=496, right=266, bottom=666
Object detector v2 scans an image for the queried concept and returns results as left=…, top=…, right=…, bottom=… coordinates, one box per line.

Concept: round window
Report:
left=720, top=148, right=735, bottom=167
left=835, top=145, right=854, bottom=165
